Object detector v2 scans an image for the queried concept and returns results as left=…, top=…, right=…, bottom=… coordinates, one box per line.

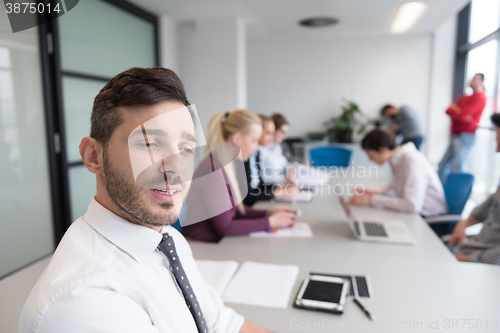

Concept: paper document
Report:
left=195, top=260, right=239, bottom=296
left=291, top=167, right=330, bottom=186
left=274, top=190, right=314, bottom=203
left=222, top=261, right=299, bottom=308
left=249, top=222, right=313, bottom=238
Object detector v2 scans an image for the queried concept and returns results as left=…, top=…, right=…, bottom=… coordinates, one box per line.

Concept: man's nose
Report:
left=160, top=151, right=185, bottom=176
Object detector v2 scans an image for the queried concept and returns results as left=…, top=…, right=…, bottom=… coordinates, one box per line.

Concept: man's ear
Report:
left=79, top=137, right=103, bottom=175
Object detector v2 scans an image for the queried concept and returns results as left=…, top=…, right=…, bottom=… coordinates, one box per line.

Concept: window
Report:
left=456, top=1, right=500, bottom=202
left=40, top=0, right=158, bottom=241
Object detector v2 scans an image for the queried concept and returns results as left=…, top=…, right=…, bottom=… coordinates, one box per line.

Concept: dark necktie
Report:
left=158, top=233, right=208, bottom=333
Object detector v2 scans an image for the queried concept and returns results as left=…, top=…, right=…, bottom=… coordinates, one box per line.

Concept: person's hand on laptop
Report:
left=349, top=192, right=372, bottom=206
left=447, top=219, right=468, bottom=246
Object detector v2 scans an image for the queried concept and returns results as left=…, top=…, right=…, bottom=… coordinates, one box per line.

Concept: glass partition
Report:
left=0, top=10, right=54, bottom=278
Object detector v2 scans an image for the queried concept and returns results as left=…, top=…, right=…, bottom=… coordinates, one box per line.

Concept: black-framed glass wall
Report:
left=455, top=1, right=500, bottom=203
left=40, top=0, right=158, bottom=245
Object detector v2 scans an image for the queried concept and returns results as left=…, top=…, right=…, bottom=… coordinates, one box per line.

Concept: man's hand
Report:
left=240, top=320, right=274, bottom=333
left=390, top=124, right=398, bottom=132
left=349, top=192, right=372, bottom=206
left=449, top=103, right=461, bottom=113
left=448, top=219, right=469, bottom=246
left=454, top=254, right=468, bottom=262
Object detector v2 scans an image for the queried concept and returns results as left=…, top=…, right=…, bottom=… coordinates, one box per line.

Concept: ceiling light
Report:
left=389, top=2, right=427, bottom=34
left=299, top=17, right=339, bottom=28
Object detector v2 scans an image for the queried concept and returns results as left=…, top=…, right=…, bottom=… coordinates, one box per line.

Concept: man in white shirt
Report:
left=19, top=67, right=271, bottom=333
left=350, top=129, right=447, bottom=217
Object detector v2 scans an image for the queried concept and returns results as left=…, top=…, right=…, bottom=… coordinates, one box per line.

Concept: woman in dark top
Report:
left=182, top=109, right=296, bottom=242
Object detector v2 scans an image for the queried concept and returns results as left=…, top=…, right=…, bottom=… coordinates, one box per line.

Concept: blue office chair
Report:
left=426, top=173, right=475, bottom=237
left=171, top=203, right=187, bottom=233
left=310, top=146, right=352, bottom=167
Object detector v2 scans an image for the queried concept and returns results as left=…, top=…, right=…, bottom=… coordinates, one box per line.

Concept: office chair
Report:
left=171, top=203, right=187, bottom=233
left=310, top=146, right=352, bottom=167
left=425, top=173, right=475, bottom=237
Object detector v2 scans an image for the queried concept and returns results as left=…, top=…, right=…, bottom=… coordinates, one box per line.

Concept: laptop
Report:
left=338, top=196, right=416, bottom=245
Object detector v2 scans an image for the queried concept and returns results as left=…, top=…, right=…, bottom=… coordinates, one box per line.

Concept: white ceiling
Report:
left=128, top=0, right=471, bottom=39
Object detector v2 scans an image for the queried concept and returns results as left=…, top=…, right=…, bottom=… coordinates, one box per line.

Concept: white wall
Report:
left=426, top=16, right=457, bottom=165
left=247, top=34, right=433, bottom=142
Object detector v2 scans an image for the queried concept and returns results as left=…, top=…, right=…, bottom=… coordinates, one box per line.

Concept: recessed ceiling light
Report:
left=299, top=17, right=339, bottom=28
left=389, top=2, right=428, bottom=34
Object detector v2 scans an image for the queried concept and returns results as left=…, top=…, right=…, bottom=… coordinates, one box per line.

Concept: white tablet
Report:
left=294, top=274, right=349, bottom=314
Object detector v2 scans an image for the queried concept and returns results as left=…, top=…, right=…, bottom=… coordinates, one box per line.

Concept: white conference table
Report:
left=189, top=173, right=500, bottom=333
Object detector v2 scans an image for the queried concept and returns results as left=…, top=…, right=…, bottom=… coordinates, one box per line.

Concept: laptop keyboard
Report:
left=363, top=222, right=388, bottom=237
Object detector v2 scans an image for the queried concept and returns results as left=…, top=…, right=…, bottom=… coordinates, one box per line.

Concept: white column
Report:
left=195, top=17, right=247, bottom=127
left=159, top=15, right=179, bottom=73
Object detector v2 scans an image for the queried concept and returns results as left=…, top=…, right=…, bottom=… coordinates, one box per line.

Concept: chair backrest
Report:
left=171, top=203, right=187, bottom=233
left=310, top=146, right=352, bottom=167
left=444, top=173, right=475, bottom=215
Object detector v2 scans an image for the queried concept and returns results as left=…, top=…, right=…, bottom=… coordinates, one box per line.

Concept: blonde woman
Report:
left=183, top=109, right=296, bottom=242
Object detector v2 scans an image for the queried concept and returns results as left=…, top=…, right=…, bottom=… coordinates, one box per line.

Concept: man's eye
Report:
left=181, top=147, right=194, bottom=154
left=138, top=141, right=158, bottom=148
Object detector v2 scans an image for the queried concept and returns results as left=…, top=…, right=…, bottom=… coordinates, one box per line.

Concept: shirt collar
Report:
left=390, top=142, right=416, bottom=166
left=83, top=197, right=164, bottom=262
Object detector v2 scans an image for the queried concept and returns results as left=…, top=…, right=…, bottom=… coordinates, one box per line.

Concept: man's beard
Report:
left=102, top=148, right=185, bottom=227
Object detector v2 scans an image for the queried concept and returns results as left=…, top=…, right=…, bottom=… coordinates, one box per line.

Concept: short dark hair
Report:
left=491, top=113, right=500, bottom=127
left=361, top=129, right=396, bottom=151
left=91, top=67, right=190, bottom=147
left=380, top=104, right=395, bottom=116
left=271, top=113, right=289, bottom=130
left=476, top=73, right=485, bottom=81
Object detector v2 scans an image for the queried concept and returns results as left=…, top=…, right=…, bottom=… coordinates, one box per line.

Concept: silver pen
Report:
left=352, top=275, right=375, bottom=321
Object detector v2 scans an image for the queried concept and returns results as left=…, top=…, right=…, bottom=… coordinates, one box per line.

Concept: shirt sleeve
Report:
left=371, top=156, right=427, bottom=213
left=199, top=280, right=245, bottom=333
left=394, top=108, right=412, bottom=134
left=448, top=95, right=486, bottom=122
left=446, top=97, right=463, bottom=118
left=467, top=247, right=500, bottom=265
left=470, top=194, right=494, bottom=222
left=208, top=207, right=270, bottom=237
left=37, top=287, right=161, bottom=333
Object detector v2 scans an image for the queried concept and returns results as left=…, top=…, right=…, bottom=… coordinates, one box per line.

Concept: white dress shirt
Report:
left=19, top=197, right=244, bottom=333
left=371, top=143, right=447, bottom=216
left=258, top=144, right=289, bottom=183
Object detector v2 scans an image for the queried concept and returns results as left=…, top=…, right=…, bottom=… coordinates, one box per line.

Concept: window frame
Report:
left=38, top=0, right=159, bottom=243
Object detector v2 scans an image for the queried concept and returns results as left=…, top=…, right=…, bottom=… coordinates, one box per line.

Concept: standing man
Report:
left=379, top=104, right=424, bottom=150
left=438, top=73, right=487, bottom=184
left=19, top=67, right=271, bottom=333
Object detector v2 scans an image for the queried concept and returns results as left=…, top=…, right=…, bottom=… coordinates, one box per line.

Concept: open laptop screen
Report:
left=338, top=196, right=360, bottom=238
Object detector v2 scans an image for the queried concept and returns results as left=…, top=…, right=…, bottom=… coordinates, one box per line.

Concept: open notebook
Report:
left=249, top=222, right=313, bottom=238
left=222, top=261, right=299, bottom=309
left=274, top=190, right=314, bottom=203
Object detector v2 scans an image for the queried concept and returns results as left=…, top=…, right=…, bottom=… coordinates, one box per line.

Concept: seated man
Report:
left=448, top=114, right=500, bottom=265
left=350, top=129, right=447, bottom=217
left=19, top=67, right=271, bottom=333
left=379, top=104, right=424, bottom=150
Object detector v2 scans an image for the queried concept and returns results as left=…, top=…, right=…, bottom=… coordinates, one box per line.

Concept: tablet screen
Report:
left=302, top=280, right=343, bottom=303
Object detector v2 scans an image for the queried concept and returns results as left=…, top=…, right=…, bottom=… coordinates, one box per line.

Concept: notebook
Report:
left=249, top=222, right=313, bottom=238
left=222, top=261, right=299, bottom=308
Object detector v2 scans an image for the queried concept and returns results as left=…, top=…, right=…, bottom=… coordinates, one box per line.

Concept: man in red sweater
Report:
left=438, top=73, right=486, bottom=184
